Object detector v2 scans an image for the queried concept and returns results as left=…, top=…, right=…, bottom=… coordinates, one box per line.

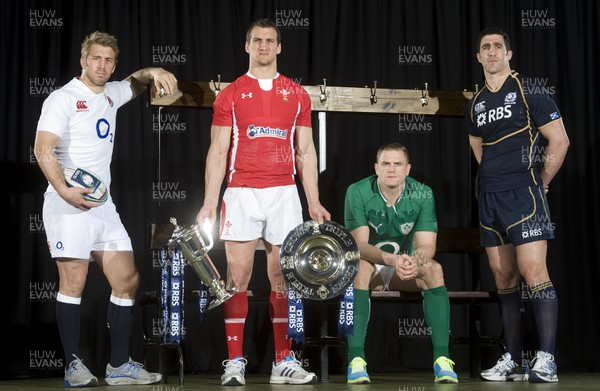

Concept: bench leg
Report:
left=319, top=305, right=329, bottom=382
left=177, top=345, right=184, bottom=385
left=469, top=338, right=481, bottom=378
left=470, top=304, right=480, bottom=378
left=158, top=346, right=168, bottom=384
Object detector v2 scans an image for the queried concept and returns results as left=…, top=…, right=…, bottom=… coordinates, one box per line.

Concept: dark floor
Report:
left=1, top=372, right=599, bottom=390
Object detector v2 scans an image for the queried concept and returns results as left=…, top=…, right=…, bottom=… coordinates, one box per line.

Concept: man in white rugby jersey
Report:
left=34, top=31, right=177, bottom=387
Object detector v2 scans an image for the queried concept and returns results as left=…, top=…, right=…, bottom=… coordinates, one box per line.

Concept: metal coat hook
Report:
left=370, top=80, right=378, bottom=105
left=211, top=74, right=221, bottom=95
left=475, top=84, right=479, bottom=93
left=319, top=79, right=327, bottom=104
left=421, top=82, right=429, bottom=107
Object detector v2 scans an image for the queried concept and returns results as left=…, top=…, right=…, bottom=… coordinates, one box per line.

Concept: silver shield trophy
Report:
left=280, top=220, right=360, bottom=300
left=168, top=217, right=236, bottom=309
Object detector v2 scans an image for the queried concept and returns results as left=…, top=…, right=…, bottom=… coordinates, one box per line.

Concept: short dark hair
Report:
left=477, top=27, right=511, bottom=52
left=246, top=18, right=281, bottom=44
left=376, top=143, right=410, bottom=163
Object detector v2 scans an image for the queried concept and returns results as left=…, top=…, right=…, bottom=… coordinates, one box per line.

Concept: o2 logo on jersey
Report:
left=96, top=118, right=113, bottom=142
left=247, top=124, right=288, bottom=140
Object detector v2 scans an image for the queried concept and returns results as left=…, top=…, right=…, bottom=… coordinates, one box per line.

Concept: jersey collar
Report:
left=376, top=179, right=407, bottom=206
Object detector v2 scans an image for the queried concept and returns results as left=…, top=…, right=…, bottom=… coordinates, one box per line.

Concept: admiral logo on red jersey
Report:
left=247, top=124, right=288, bottom=139
left=75, top=100, right=88, bottom=112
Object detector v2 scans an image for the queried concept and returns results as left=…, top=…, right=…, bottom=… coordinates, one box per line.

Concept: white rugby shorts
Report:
left=43, top=192, right=133, bottom=260
left=219, top=185, right=303, bottom=245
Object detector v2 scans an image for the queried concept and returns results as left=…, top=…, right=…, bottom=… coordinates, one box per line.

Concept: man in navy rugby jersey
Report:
left=466, top=27, right=569, bottom=383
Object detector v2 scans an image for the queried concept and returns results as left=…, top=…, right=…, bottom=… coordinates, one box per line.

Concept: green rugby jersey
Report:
left=344, top=175, right=437, bottom=255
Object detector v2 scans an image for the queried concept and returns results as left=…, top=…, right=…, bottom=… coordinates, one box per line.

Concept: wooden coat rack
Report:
left=149, top=78, right=474, bottom=173
left=149, top=78, right=473, bottom=116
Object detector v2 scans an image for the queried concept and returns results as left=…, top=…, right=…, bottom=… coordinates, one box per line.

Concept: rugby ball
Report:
left=63, top=167, right=108, bottom=205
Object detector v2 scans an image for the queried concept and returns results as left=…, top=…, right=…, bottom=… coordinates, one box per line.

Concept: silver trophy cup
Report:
left=168, top=217, right=236, bottom=309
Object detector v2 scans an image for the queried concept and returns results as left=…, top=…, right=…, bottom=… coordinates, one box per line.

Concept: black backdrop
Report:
left=3, top=0, right=599, bottom=380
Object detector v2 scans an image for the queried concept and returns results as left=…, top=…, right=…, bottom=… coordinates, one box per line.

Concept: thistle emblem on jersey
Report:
left=504, top=92, right=517, bottom=105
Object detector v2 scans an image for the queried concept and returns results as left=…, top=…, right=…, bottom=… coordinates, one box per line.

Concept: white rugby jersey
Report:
left=36, top=77, right=133, bottom=194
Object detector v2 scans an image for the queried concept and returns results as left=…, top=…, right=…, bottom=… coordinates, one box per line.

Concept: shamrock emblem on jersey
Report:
left=400, top=222, right=414, bottom=235
left=477, top=112, right=487, bottom=127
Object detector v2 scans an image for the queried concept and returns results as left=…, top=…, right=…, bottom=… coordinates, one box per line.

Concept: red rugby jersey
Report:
left=212, top=73, right=312, bottom=188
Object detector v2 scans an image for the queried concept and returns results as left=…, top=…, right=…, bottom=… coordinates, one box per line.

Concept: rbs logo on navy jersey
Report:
left=475, top=92, right=517, bottom=128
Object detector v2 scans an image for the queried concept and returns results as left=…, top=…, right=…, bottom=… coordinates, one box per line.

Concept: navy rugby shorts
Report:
left=478, top=185, right=555, bottom=247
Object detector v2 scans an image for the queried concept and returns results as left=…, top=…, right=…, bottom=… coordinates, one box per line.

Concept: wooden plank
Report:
left=303, top=85, right=473, bottom=116
left=150, top=82, right=473, bottom=116
left=150, top=81, right=225, bottom=108
left=370, top=290, right=497, bottom=303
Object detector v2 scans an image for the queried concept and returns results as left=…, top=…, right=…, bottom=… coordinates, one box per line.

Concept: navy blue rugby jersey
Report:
left=465, top=71, right=561, bottom=192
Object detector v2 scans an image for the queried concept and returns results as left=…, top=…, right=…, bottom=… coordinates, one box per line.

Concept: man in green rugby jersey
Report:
left=344, top=143, right=457, bottom=384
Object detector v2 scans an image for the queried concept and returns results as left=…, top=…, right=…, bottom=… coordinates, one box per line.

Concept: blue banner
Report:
left=338, top=285, right=355, bottom=337
left=160, top=244, right=185, bottom=344
left=197, top=280, right=209, bottom=322
left=287, top=289, right=305, bottom=343
left=159, top=246, right=169, bottom=344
